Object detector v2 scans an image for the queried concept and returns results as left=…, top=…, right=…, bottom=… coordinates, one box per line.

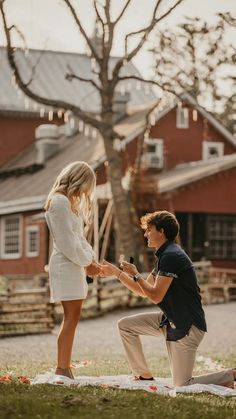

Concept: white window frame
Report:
left=176, top=107, right=189, bottom=129
left=202, top=141, right=224, bottom=161
left=26, top=225, right=40, bottom=257
left=144, top=138, right=164, bottom=169
left=0, top=214, right=22, bottom=259
left=208, top=215, right=236, bottom=260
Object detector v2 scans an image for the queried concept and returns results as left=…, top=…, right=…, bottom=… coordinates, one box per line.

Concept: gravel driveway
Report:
left=0, top=302, right=235, bottom=366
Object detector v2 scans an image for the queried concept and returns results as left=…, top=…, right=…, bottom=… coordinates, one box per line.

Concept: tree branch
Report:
left=8, top=24, right=27, bottom=50
left=112, top=0, right=183, bottom=80
left=103, top=0, right=114, bottom=58
left=93, top=0, right=105, bottom=26
left=0, top=1, right=106, bottom=130
left=2, top=22, right=44, bottom=88
left=125, top=0, right=183, bottom=59
left=124, top=0, right=162, bottom=47
left=117, top=74, right=183, bottom=98
left=66, top=64, right=102, bottom=91
left=218, top=12, right=236, bottom=27
left=62, top=0, right=101, bottom=63
left=25, top=49, right=46, bottom=87
left=104, top=0, right=111, bottom=25
left=93, top=1, right=106, bottom=60
left=113, top=0, right=132, bottom=25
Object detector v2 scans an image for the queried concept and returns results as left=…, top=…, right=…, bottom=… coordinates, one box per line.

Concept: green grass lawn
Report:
left=0, top=354, right=235, bottom=419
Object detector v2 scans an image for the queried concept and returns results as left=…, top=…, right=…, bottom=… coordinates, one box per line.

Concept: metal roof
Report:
left=158, top=153, right=236, bottom=193
left=1, top=146, right=236, bottom=214
left=0, top=108, right=148, bottom=210
left=0, top=47, right=156, bottom=114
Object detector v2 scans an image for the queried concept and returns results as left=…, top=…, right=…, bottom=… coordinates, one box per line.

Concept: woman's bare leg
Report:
left=57, top=299, right=84, bottom=372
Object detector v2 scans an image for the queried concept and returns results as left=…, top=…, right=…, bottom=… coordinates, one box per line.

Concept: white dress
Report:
left=45, top=194, right=95, bottom=303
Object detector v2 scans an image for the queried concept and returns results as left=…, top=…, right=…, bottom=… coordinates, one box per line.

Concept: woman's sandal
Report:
left=55, top=367, right=74, bottom=379
left=133, top=376, right=154, bottom=381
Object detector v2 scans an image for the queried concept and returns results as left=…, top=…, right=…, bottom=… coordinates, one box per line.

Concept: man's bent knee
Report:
left=117, top=316, right=130, bottom=332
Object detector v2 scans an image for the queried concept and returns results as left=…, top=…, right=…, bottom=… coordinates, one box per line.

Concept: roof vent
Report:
left=35, top=124, right=60, bottom=164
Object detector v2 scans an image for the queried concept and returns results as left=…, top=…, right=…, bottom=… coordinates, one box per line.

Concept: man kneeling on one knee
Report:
left=101, top=211, right=236, bottom=388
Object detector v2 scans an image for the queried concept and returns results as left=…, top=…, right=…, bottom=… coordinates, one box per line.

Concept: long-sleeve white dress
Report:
left=45, top=194, right=95, bottom=303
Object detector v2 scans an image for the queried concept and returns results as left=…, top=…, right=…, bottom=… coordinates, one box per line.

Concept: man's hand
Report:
left=100, top=260, right=120, bottom=277
left=121, top=260, right=138, bottom=277
left=86, top=261, right=102, bottom=277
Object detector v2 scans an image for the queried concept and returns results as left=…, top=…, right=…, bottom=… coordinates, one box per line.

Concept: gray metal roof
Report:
left=0, top=109, right=148, bottom=209
left=0, top=134, right=104, bottom=203
left=1, top=144, right=236, bottom=214
left=158, top=153, right=236, bottom=193
left=78, top=153, right=236, bottom=198
left=0, top=47, right=156, bottom=114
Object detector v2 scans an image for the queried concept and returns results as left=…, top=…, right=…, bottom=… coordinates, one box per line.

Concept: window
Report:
left=176, top=107, right=189, bottom=129
left=146, top=144, right=156, bottom=153
left=202, top=141, right=224, bottom=160
left=26, top=225, right=40, bottom=257
left=1, top=215, right=22, bottom=259
left=208, top=215, right=236, bottom=259
left=143, top=138, right=164, bottom=169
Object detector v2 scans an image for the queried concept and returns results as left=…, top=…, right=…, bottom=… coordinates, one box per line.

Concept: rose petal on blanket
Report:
left=18, top=376, right=31, bottom=384
left=0, top=375, right=12, bottom=382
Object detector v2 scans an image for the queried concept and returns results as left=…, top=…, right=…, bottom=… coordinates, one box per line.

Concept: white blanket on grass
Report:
left=32, top=373, right=236, bottom=397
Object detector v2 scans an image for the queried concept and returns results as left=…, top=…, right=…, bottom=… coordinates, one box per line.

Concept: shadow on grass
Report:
left=0, top=381, right=236, bottom=419
left=0, top=353, right=235, bottom=419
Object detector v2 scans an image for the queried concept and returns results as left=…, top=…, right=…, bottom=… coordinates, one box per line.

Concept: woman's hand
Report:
left=101, top=260, right=120, bottom=277
left=86, top=261, right=102, bottom=277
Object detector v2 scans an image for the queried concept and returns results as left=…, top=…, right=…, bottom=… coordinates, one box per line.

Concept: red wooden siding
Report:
left=150, top=107, right=235, bottom=169
left=157, top=167, right=236, bottom=214
left=0, top=114, right=61, bottom=167
left=0, top=212, right=48, bottom=275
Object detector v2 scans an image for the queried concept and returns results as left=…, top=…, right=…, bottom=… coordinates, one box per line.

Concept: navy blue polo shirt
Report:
left=152, top=241, right=207, bottom=341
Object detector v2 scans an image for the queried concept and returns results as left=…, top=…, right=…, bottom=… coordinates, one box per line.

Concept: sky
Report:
left=0, top=0, right=235, bottom=77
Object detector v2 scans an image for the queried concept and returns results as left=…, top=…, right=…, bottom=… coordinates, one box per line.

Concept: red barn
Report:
left=0, top=46, right=236, bottom=280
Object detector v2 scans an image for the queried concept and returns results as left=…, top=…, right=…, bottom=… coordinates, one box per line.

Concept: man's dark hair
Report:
left=140, top=211, right=180, bottom=242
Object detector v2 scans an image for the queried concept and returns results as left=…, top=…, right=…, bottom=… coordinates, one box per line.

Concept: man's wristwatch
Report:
left=133, top=272, right=142, bottom=282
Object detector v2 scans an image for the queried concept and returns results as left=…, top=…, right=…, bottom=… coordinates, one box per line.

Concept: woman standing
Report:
left=45, top=161, right=101, bottom=379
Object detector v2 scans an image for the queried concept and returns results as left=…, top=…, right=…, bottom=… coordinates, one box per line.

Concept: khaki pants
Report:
left=118, top=311, right=234, bottom=387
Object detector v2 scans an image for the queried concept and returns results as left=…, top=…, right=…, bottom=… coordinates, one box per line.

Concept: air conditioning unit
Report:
left=142, top=138, right=164, bottom=169
left=142, top=153, right=164, bottom=169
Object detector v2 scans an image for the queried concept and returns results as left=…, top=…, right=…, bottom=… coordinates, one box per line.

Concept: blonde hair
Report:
left=45, top=161, right=96, bottom=223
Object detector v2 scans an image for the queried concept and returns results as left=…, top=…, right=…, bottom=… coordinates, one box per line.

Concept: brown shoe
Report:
left=55, top=367, right=74, bottom=380
left=132, top=376, right=154, bottom=381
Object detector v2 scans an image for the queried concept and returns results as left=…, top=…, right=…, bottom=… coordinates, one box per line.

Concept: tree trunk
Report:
left=102, top=132, right=137, bottom=261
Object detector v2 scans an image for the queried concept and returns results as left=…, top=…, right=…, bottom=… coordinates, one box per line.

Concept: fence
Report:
left=1, top=262, right=236, bottom=337
left=200, top=267, right=236, bottom=304
left=54, top=275, right=152, bottom=322
left=0, top=287, right=54, bottom=337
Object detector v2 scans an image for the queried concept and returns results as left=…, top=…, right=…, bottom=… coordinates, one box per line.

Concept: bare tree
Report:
left=0, top=0, right=183, bottom=263
left=151, top=14, right=236, bottom=132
